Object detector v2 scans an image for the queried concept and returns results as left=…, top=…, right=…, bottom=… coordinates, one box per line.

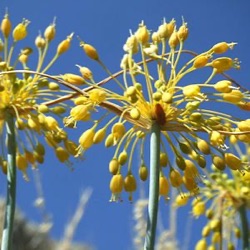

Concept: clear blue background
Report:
left=0, top=1, right=249, bottom=249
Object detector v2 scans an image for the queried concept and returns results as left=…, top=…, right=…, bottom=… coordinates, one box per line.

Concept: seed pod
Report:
left=160, top=152, right=168, bottom=167
left=179, top=141, right=192, bottom=154
left=1, top=13, right=12, bottom=37
left=184, top=159, right=198, bottom=179
left=176, top=156, right=186, bottom=170
left=64, top=140, right=78, bottom=156
left=183, top=176, right=198, bottom=192
left=123, top=34, right=138, bottom=54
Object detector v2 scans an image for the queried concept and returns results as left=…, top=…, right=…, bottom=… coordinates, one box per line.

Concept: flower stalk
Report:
left=144, top=122, right=161, bottom=250
left=1, top=112, right=17, bottom=250
left=238, top=204, right=249, bottom=250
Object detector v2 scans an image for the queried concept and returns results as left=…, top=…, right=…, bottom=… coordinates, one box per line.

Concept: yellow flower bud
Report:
left=55, top=147, right=69, bottom=162
left=48, top=82, right=60, bottom=90
left=105, top=133, right=114, bottom=147
left=109, top=158, right=119, bottom=175
left=77, top=65, right=93, bottom=80
left=1, top=13, right=12, bottom=37
left=79, top=128, right=95, bottom=150
left=89, top=89, right=106, bottom=103
left=179, top=141, right=192, bottom=154
left=16, top=153, right=28, bottom=171
left=112, top=122, right=126, bottom=141
left=210, top=131, right=224, bottom=147
left=124, top=174, right=137, bottom=199
left=38, top=104, right=49, bottom=113
left=177, top=21, right=188, bottom=41
left=160, top=152, right=168, bottom=167
left=139, top=164, right=148, bottom=181
left=197, top=139, right=210, bottom=155
left=57, top=33, right=73, bottom=55
left=135, top=23, right=150, bottom=45
left=118, top=150, right=128, bottom=165
left=223, top=89, right=243, bottom=103
left=175, top=194, right=189, bottom=206
left=130, top=108, right=140, bottom=120
left=24, top=150, right=35, bottom=164
left=62, top=73, right=85, bottom=85
left=35, top=35, right=46, bottom=49
left=195, top=238, right=207, bottom=250
left=123, top=35, right=138, bottom=54
left=211, top=42, right=236, bottom=54
left=202, top=225, right=211, bottom=237
left=159, top=175, right=169, bottom=196
left=44, top=116, right=59, bottom=131
left=183, top=85, right=201, bottom=98
left=192, top=200, right=206, bottom=217
left=214, top=80, right=232, bottom=93
left=64, top=140, right=78, bottom=156
left=12, top=19, right=29, bottom=41
left=81, top=42, right=99, bottom=60
left=93, top=127, right=106, bottom=144
left=51, top=106, right=66, bottom=115
left=74, top=96, right=88, bottom=105
left=168, top=30, right=179, bottom=49
left=162, top=92, right=173, bottom=103
left=211, top=57, right=238, bottom=73
left=193, top=55, right=209, bottom=68
left=225, top=153, right=241, bottom=170
left=44, top=22, right=56, bottom=42
left=212, top=155, right=225, bottom=170
left=151, top=31, right=161, bottom=43
left=169, top=169, right=183, bottom=187
left=212, top=232, right=221, bottom=244
left=70, top=105, right=89, bottom=121
left=210, top=219, right=221, bottom=231
left=184, top=159, right=198, bottom=179
left=110, top=174, right=123, bottom=194
left=157, top=20, right=169, bottom=39
left=28, top=117, right=41, bottom=132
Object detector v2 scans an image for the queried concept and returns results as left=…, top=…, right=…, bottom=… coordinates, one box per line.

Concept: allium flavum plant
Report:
left=0, top=12, right=87, bottom=250
left=72, top=19, right=250, bottom=249
left=0, top=11, right=249, bottom=250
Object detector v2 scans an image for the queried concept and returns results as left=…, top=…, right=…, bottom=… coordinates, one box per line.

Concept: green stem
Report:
left=144, top=122, right=161, bottom=250
left=1, top=113, right=17, bottom=250
left=238, top=204, right=249, bottom=250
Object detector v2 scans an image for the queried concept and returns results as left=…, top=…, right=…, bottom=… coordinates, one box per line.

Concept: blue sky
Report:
left=0, top=1, right=249, bottom=250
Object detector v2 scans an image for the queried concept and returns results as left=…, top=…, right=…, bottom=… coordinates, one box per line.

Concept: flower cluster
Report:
left=69, top=19, right=250, bottom=201
left=193, top=143, right=250, bottom=250
left=0, top=12, right=83, bottom=179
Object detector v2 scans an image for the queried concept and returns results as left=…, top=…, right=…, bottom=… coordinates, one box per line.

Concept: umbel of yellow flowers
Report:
left=62, top=19, right=249, bottom=201
left=0, top=13, right=84, bottom=179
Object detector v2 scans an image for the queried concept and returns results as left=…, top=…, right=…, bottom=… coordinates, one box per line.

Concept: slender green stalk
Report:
left=144, top=122, right=161, bottom=250
left=1, top=113, right=17, bottom=250
left=238, top=204, right=249, bottom=250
